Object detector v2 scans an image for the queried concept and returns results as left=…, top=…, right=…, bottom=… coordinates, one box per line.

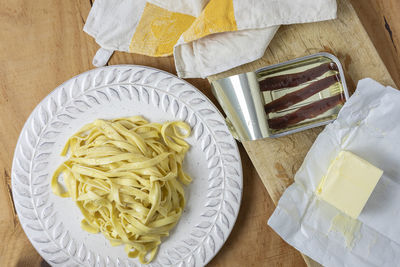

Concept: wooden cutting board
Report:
left=210, top=0, right=396, bottom=266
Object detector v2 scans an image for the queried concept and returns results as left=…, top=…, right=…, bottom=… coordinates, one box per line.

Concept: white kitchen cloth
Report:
left=83, top=0, right=337, bottom=78
left=268, top=78, right=400, bottom=267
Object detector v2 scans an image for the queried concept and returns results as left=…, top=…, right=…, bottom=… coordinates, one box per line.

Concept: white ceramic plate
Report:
left=12, top=66, right=243, bottom=267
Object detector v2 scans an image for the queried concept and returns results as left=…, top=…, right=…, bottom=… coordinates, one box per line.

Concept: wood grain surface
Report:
left=0, top=0, right=399, bottom=266
left=350, top=0, right=400, bottom=87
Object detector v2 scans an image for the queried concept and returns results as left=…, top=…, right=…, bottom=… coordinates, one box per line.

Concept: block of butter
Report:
left=316, top=150, right=383, bottom=219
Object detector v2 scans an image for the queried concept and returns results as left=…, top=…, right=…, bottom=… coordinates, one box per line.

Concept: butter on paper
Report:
left=329, top=214, right=361, bottom=248
left=316, top=151, right=383, bottom=219
left=268, top=78, right=400, bottom=267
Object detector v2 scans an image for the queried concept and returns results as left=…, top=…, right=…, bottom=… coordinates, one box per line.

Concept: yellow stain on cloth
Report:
left=129, top=3, right=195, bottom=56
left=182, top=0, right=237, bottom=43
left=129, top=0, right=237, bottom=57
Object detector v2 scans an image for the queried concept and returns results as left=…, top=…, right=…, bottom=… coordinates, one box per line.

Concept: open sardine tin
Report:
left=211, top=52, right=349, bottom=141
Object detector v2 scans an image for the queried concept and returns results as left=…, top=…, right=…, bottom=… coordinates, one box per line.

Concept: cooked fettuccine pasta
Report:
left=51, top=116, right=192, bottom=264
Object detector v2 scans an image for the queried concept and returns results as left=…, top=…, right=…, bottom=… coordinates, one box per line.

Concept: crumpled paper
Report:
left=268, top=78, right=400, bottom=267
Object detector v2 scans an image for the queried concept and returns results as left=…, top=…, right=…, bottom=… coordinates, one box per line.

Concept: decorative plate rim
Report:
left=11, top=65, right=243, bottom=267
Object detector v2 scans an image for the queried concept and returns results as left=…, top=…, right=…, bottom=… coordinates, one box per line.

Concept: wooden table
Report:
left=0, top=1, right=399, bottom=266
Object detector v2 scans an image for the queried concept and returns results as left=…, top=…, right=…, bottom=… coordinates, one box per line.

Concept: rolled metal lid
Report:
left=211, top=72, right=270, bottom=141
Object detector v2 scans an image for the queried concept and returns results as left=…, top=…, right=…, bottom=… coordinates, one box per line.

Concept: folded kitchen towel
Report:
left=84, top=0, right=337, bottom=78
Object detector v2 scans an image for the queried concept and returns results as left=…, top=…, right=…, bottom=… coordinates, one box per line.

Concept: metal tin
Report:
left=211, top=52, right=349, bottom=141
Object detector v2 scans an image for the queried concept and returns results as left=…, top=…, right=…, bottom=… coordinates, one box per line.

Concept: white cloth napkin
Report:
left=84, top=0, right=337, bottom=78
left=268, top=78, right=400, bottom=267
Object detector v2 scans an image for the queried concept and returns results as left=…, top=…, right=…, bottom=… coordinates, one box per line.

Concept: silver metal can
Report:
left=211, top=52, right=349, bottom=141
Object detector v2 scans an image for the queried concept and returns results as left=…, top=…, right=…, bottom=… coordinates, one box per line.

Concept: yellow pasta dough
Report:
left=51, top=116, right=192, bottom=264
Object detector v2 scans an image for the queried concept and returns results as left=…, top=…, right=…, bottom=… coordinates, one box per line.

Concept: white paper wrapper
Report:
left=268, top=78, right=400, bottom=267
